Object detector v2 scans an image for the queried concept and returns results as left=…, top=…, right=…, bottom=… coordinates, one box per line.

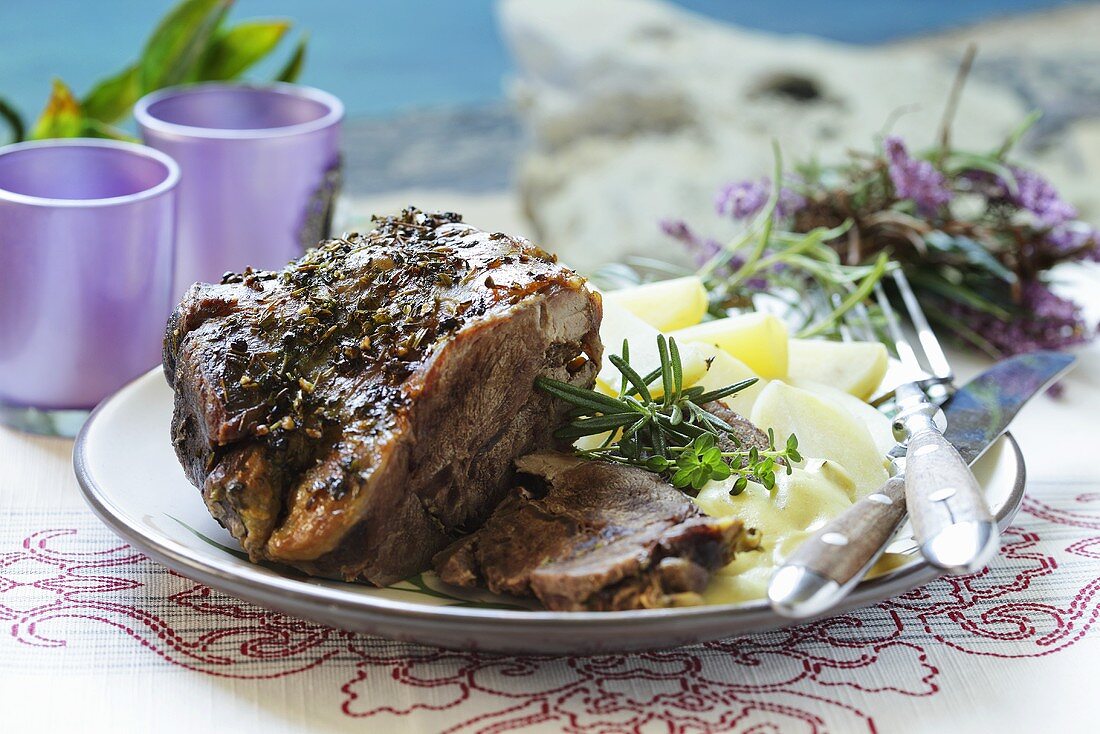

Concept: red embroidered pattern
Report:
left=2, top=491, right=1097, bottom=734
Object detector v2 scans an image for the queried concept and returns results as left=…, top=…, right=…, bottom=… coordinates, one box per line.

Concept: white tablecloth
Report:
left=2, top=275, right=1098, bottom=734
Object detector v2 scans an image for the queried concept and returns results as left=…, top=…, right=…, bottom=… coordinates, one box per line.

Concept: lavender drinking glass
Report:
left=0, top=139, right=179, bottom=436
left=134, top=83, right=343, bottom=296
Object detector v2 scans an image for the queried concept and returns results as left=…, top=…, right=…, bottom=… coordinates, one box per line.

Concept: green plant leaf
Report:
left=553, top=413, right=638, bottom=440
left=533, top=376, right=625, bottom=414
left=82, top=64, right=141, bottom=124
left=275, top=32, right=308, bottom=82
left=656, top=334, right=673, bottom=406
left=796, top=252, right=890, bottom=338
left=0, top=95, right=26, bottom=143
left=729, top=476, right=749, bottom=496
left=200, top=19, right=291, bottom=80
left=906, top=269, right=1012, bottom=320
left=693, top=378, right=758, bottom=405
left=140, top=0, right=231, bottom=92
left=670, top=469, right=688, bottom=488
left=996, top=109, right=1042, bottom=159
left=608, top=352, right=652, bottom=404
left=81, top=118, right=138, bottom=142
left=30, top=79, right=84, bottom=139
left=645, top=455, right=671, bottom=472
left=942, top=152, right=1018, bottom=196
left=617, top=339, right=630, bottom=396
left=924, top=230, right=1017, bottom=284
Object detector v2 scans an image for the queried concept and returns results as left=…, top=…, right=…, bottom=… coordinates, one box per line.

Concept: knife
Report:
left=896, top=377, right=998, bottom=575
left=768, top=351, right=1075, bottom=619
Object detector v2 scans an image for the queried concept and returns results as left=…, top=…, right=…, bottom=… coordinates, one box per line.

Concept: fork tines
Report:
left=843, top=269, right=953, bottom=402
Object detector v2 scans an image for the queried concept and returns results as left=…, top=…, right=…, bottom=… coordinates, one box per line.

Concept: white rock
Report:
left=498, top=0, right=1047, bottom=272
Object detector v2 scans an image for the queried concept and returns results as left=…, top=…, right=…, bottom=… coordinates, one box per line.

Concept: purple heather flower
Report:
left=1010, top=166, right=1077, bottom=227
left=715, top=179, right=769, bottom=219
left=743, top=276, right=770, bottom=291
left=884, top=136, right=953, bottom=216
left=958, top=168, right=1002, bottom=193
left=659, top=218, right=699, bottom=244
left=660, top=218, right=724, bottom=267
left=660, top=218, right=790, bottom=292
left=1047, top=224, right=1100, bottom=262
left=942, top=280, right=1092, bottom=357
left=714, top=178, right=805, bottom=220
left=777, top=186, right=808, bottom=218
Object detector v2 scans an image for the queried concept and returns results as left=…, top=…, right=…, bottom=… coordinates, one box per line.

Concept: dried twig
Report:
left=937, top=44, right=978, bottom=157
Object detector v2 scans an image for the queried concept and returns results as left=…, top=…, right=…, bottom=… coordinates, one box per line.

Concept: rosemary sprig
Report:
left=536, top=336, right=801, bottom=493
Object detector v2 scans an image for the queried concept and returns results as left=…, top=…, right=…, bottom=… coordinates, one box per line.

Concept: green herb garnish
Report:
left=536, top=336, right=801, bottom=493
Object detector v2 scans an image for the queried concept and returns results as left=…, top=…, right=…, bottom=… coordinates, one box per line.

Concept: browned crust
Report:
left=165, top=209, right=603, bottom=585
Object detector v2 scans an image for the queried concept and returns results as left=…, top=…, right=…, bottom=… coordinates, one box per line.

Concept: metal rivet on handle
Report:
left=867, top=493, right=892, bottom=505
left=822, top=533, right=849, bottom=547
left=929, top=487, right=957, bottom=502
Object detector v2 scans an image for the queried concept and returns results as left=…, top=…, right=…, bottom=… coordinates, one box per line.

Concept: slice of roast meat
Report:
left=434, top=452, right=761, bottom=611
left=164, top=208, right=603, bottom=585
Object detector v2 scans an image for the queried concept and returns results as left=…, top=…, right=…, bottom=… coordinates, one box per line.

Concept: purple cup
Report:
left=134, top=83, right=343, bottom=296
left=0, top=139, right=179, bottom=435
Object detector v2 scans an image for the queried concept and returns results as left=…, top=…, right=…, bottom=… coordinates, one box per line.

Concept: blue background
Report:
left=0, top=0, right=1086, bottom=121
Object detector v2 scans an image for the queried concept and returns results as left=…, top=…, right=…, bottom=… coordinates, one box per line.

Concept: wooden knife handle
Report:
left=785, top=475, right=907, bottom=584
left=769, top=475, right=907, bottom=617
left=904, top=425, right=998, bottom=575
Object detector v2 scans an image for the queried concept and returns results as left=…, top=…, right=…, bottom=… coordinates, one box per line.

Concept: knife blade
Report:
left=768, top=351, right=1076, bottom=619
left=940, top=352, right=1076, bottom=464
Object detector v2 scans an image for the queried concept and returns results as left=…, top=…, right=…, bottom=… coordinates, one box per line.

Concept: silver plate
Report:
left=74, top=368, right=1026, bottom=654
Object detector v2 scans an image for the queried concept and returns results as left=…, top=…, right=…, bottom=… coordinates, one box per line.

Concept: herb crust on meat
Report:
left=164, top=208, right=602, bottom=585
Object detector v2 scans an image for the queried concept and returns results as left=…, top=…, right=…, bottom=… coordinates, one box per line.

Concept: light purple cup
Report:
left=134, top=83, right=343, bottom=296
left=0, top=139, right=179, bottom=436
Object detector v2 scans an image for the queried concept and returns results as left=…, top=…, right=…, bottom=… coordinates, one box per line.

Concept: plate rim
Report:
left=72, top=368, right=1027, bottom=639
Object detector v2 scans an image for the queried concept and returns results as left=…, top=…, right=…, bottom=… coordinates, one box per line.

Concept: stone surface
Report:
left=342, top=104, right=523, bottom=196
left=340, top=189, right=530, bottom=241
left=499, top=0, right=1100, bottom=272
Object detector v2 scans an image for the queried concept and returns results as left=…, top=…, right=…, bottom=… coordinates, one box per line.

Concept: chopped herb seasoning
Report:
left=203, top=208, right=577, bottom=446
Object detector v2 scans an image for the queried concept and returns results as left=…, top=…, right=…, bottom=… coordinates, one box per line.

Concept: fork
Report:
left=768, top=269, right=998, bottom=618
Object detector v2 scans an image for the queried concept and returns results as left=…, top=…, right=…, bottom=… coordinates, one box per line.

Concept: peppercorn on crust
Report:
left=164, top=208, right=602, bottom=585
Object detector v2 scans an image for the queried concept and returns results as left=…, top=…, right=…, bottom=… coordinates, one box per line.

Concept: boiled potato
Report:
left=749, top=381, right=888, bottom=499
left=596, top=297, right=708, bottom=397
left=670, top=313, right=788, bottom=379
left=692, top=343, right=767, bottom=417
left=787, top=339, right=888, bottom=401
left=601, top=276, right=708, bottom=332
left=789, top=378, right=895, bottom=457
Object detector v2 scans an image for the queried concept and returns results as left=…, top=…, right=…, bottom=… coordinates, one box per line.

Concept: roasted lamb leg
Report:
left=164, top=208, right=603, bottom=585
left=434, top=452, right=761, bottom=611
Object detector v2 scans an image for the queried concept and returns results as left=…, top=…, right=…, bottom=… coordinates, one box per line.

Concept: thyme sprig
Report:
left=536, top=336, right=801, bottom=493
